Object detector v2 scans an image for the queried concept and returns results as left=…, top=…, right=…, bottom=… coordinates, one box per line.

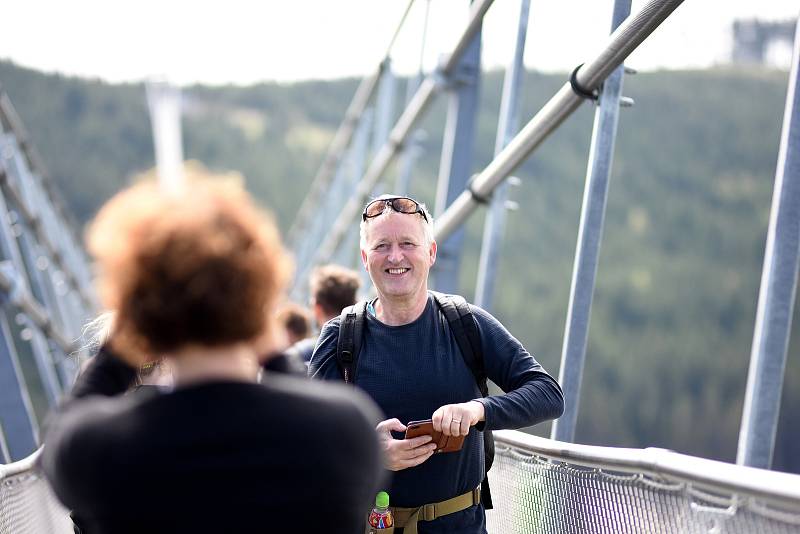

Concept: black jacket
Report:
left=42, top=348, right=385, bottom=534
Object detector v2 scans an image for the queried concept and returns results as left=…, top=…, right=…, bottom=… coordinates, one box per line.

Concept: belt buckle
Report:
left=423, top=504, right=436, bottom=521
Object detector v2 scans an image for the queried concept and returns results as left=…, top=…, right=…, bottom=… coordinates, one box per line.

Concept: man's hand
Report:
left=376, top=418, right=437, bottom=471
left=432, top=400, right=485, bottom=437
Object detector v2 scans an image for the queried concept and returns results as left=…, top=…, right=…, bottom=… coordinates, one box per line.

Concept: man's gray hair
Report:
left=359, top=195, right=435, bottom=250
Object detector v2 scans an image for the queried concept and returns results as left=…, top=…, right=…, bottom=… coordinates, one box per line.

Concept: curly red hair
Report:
left=87, top=166, right=292, bottom=360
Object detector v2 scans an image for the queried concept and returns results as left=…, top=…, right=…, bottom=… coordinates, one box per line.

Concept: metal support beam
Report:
left=395, top=130, right=426, bottom=197
left=288, top=65, right=385, bottom=246
left=0, top=87, right=92, bottom=440
left=0, top=176, right=77, bottom=351
left=0, top=300, right=38, bottom=461
left=551, top=0, right=632, bottom=444
left=431, top=20, right=482, bottom=294
left=0, top=89, right=94, bottom=308
left=372, top=59, right=396, bottom=158
left=0, top=260, right=74, bottom=353
left=335, top=110, right=375, bottom=269
left=737, top=18, right=800, bottom=469
left=395, top=0, right=432, bottom=197
left=22, top=313, right=63, bottom=402
left=146, top=81, right=185, bottom=194
left=0, top=149, right=92, bottom=314
left=395, top=78, right=426, bottom=197
left=433, top=0, right=685, bottom=242
left=0, top=168, right=32, bottom=291
left=0, top=263, right=63, bottom=404
left=289, top=0, right=418, bottom=254
left=313, top=0, right=495, bottom=263
left=0, top=424, right=10, bottom=462
left=292, top=109, right=376, bottom=301
left=474, top=0, right=530, bottom=310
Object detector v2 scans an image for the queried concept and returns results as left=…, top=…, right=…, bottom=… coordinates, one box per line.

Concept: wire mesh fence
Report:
left=486, top=432, right=800, bottom=534
left=3, top=433, right=800, bottom=533
left=0, top=451, right=71, bottom=534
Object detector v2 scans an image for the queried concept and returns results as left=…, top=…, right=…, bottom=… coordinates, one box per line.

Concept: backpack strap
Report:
left=336, top=301, right=367, bottom=384
left=432, top=291, right=494, bottom=510
left=433, top=293, right=487, bottom=394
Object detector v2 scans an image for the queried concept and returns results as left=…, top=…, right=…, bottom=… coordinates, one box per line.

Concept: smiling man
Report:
left=309, top=194, right=564, bottom=534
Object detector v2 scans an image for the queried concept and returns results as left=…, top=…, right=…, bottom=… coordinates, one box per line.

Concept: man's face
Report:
left=360, top=211, right=436, bottom=302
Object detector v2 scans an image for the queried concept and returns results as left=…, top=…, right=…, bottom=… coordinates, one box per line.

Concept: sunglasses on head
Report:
left=362, top=197, right=429, bottom=223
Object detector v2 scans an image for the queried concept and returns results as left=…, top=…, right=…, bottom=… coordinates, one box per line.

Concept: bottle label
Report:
left=368, top=509, right=394, bottom=529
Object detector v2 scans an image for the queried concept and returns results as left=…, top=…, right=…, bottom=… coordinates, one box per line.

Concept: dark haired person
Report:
left=310, top=194, right=564, bottom=533
left=277, top=302, right=313, bottom=345
left=288, top=263, right=361, bottom=366
left=42, top=170, right=384, bottom=534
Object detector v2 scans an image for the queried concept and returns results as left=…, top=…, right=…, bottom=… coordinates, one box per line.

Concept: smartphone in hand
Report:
left=404, top=419, right=466, bottom=453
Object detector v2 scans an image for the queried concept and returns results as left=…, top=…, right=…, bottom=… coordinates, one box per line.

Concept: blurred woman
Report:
left=41, top=170, right=384, bottom=534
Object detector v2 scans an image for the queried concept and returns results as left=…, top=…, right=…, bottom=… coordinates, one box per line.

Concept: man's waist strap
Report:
left=390, top=487, right=480, bottom=534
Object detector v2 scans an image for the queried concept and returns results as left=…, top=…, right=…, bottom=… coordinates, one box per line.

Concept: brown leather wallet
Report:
left=404, top=419, right=466, bottom=453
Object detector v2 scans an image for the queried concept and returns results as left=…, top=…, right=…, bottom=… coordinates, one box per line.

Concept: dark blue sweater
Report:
left=310, top=292, right=564, bottom=532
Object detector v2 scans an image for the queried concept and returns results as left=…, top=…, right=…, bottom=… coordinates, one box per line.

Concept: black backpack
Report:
left=335, top=291, right=494, bottom=509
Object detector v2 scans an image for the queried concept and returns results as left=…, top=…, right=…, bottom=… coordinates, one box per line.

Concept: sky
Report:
left=0, top=1, right=796, bottom=86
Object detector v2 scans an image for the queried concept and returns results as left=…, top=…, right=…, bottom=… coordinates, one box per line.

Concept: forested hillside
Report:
left=0, top=59, right=797, bottom=474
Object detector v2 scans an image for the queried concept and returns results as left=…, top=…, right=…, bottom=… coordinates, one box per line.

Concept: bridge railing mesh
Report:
left=0, top=449, right=72, bottom=534
left=486, top=430, right=800, bottom=534
left=3, top=433, right=800, bottom=533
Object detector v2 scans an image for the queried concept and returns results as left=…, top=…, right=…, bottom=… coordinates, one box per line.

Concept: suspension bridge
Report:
left=1, top=0, right=800, bottom=531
